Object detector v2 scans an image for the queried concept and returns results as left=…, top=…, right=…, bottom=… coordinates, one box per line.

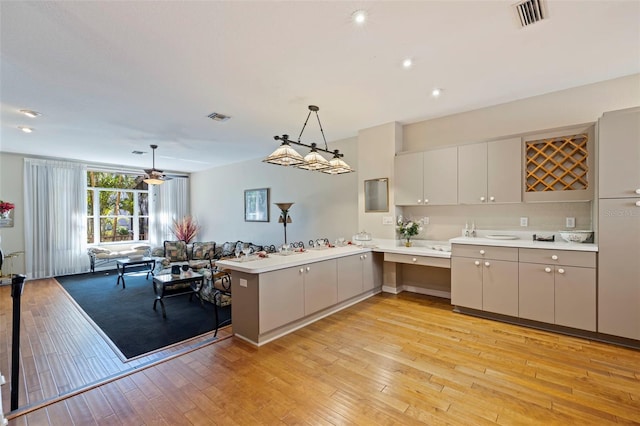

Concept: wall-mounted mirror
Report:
left=364, top=178, right=389, bottom=212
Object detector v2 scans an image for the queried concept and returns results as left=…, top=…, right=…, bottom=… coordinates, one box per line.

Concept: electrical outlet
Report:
left=566, top=217, right=575, bottom=228
left=382, top=216, right=394, bottom=225
left=423, top=216, right=430, bottom=225
left=520, top=217, right=528, bottom=227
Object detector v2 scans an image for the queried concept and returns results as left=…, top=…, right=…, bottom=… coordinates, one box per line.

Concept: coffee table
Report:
left=115, top=257, right=156, bottom=288
left=152, top=272, right=204, bottom=318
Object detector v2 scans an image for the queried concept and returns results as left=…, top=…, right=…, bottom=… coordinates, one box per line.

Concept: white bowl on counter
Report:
left=559, top=230, right=594, bottom=243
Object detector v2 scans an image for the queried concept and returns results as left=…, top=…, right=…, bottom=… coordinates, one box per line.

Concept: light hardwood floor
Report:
left=2, top=279, right=640, bottom=425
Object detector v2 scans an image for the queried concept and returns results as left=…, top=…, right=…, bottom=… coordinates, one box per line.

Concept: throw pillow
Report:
left=164, top=240, right=187, bottom=262
left=192, top=241, right=216, bottom=260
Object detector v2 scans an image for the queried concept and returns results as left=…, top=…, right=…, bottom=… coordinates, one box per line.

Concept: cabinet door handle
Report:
left=484, top=261, right=490, bottom=267
left=306, top=267, right=311, bottom=272
left=551, top=255, right=558, bottom=260
left=479, top=250, right=485, bottom=255
left=636, top=201, right=640, bottom=207
left=489, top=196, right=495, bottom=202
left=412, top=257, right=417, bottom=262
left=299, top=268, right=304, bottom=273
left=545, top=267, right=552, bottom=273
left=474, top=260, right=480, bottom=266
left=417, top=199, right=422, bottom=204
left=557, top=268, right=565, bottom=274
left=363, top=254, right=367, bottom=259
left=480, top=196, right=486, bottom=202
left=424, top=199, right=429, bottom=204
left=635, top=188, right=640, bottom=194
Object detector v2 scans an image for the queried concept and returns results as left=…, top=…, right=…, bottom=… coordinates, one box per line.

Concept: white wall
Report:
left=0, top=153, right=26, bottom=276
left=191, top=138, right=358, bottom=247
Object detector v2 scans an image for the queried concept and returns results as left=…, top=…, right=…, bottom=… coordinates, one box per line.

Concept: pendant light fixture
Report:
left=264, top=105, right=354, bottom=174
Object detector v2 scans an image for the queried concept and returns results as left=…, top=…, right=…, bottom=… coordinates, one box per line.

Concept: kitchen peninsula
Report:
left=217, top=245, right=383, bottom=346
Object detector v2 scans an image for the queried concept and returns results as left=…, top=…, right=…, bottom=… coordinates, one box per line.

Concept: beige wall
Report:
left=357, top=122, right=402, bottom=240
left=393, top=74, right=640, bottom=242
left=0, top=153, right=26, bottom=275
left=190, top=138, right=359, bottom=247
left=403, top=74, right=640, bottom=151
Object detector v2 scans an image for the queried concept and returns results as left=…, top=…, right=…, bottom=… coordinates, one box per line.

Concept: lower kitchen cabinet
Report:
left=302, top=260, right=337, bottom=315
left=259, top=267, right=305, bottom=333
left=519, top=261, right=596, bottom=331
left=337, top=253, right=382, bottom=301
left=451, top=245, right=519, bottom=316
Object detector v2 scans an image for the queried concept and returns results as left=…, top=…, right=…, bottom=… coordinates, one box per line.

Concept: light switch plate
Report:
left=382, top=216, right=394, bottom=225
left=520, top=217, right=528, bottom=227
left=566, top=217, right=575, bottom=228
left=239, top=278, right=248, bottom=288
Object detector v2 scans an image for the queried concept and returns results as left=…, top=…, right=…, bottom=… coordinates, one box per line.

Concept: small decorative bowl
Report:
left=559, top=230, right=594, bottom=243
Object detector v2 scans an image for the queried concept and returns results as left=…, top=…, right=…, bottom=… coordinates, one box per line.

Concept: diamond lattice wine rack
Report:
left=525, top=133, right=589, bottom=193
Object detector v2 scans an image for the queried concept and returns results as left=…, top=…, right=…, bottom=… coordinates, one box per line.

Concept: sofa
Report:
left=151, top=240, right=277, bottom=307
left=87, top=243, right=151, bottom=272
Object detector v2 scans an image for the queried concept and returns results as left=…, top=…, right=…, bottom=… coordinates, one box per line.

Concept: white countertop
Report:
left=372, top=239, right=452, bottom=258
left=449, top=236, right=598, bottom=252
left=216, top=245, right=371, bottom=274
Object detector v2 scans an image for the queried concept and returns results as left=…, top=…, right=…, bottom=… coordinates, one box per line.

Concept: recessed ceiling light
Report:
left=352, top=10, right=367, bottom=25
left=402, top=58, right=413, bottom=69
left=18, top=126, right=33, bottom=133
left=19, top=109, right=42, bottom=118
left=431, top=88, right=443, bottom=98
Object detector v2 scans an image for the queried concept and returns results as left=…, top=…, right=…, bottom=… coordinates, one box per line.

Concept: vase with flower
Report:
left=396, top=216, right=423, bottom=247
left=0, top=200, right=14, bottom=219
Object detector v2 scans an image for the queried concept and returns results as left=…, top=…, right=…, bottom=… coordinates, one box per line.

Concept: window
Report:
left=87, top=171, right=149, bottom=244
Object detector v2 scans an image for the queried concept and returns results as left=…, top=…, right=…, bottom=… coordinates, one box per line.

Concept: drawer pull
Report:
left=557, top=268, right=565, bottom=274
left=479, top=250, right=485, bottom=255
left=484, top=261, right=490, bottom=267
left=551, top=255, right=558, bottom=260
left=412, top=257, right=417, bottom=262
left=474, top=260, right=480, bottom=266
left=545, top=267, right=552, bottom=273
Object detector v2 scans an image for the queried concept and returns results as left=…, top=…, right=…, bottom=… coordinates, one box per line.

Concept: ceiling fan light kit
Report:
left=264, top=105, right=354, bottom=175
left=143, top=144, right=169, bottom=185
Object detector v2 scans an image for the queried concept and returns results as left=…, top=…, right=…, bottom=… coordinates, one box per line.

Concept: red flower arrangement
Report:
left=0, top=200, right=15, bottom=214
left=171, top=216, right=201, bottom=243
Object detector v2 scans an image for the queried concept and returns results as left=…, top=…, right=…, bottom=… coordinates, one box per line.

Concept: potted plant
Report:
left=396, top=217, right=423, bottom=247
left=172, top=216, right=201, bottom=243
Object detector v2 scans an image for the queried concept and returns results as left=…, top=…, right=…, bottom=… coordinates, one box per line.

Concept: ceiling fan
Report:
left=143, top=144, right=171, bottom=185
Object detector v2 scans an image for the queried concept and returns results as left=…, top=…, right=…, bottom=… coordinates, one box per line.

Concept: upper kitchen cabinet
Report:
left=523, top=125, right=595, bottom=202
left=598, top=107, right=640, bottom=199
left=458, top=137, right=522, bottom=204
left=394, top=146, right=457, bottom=206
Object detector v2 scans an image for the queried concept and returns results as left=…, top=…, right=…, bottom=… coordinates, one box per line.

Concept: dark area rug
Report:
left=56, top=269, right=230, bottom=359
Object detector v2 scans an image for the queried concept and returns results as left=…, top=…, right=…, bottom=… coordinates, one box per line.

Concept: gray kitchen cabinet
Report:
left=458, top=138, right=521, bottom=204
left=394, top=152, right=423, bottom=205
left=519, top=248, right=596, bottom=331
left=337, top=252, right=381, bottom=301
left=302, top=259, right=337, bottom=315
left=598, top=107, right=640, bottom=199
left=598, top=198, right=640, bottom=340
left=259, top=267, right=305, bottom=333
left=598, top=107, right=640, bottom=341
left=394, top=147, right=457, bottom=205
left=451, top=244, right=519, bottom=316
left=423, top=146, right=458, bottom=205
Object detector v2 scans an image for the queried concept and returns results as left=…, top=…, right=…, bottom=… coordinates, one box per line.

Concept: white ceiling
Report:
left=1, top=1, right=639, bottom=173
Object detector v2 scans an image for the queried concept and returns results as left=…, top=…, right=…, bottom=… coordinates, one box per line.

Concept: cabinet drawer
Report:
left=384, top=253, right=451, bottom=269
left=519, top=248, right=595, bottom=268
left=452, top=244, right=518, bottom=261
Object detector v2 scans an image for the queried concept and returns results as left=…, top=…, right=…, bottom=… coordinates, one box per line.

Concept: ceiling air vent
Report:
left=131, top=150, right=145, bottom=155
left=514, top=0, right=546, bottom=28
left=207, top=112, right=231, bottom=122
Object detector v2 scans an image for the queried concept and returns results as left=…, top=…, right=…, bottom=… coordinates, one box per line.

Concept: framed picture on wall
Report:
left=244, top=188, right=270, bottom=222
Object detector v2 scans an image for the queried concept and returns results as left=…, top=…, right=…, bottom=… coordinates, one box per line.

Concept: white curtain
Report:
left=24, top=158, right=88, bottom=278
left=149, top=177, right=189, bottom=247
